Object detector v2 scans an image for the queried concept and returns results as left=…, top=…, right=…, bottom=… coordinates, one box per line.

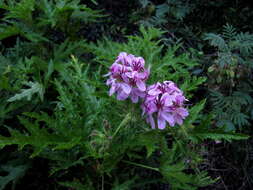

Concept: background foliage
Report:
left=0, top=0, right=253, bottom=190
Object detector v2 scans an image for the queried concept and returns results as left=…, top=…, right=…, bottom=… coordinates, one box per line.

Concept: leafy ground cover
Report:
left=0, top=0, right=253, bottom=189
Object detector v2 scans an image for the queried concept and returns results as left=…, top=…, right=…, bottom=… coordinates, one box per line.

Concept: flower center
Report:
left=132, top=62, right=144, bottom=72
left=155, top=98, right=164, bottom=110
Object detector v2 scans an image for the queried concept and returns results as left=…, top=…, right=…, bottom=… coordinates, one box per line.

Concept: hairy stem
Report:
left=122, top=160, right=159, bottom=172
left=111, top=113, right=131, bottom=138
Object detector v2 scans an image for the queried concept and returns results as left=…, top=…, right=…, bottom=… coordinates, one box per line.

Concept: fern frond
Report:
left=222, top=24, right=237, bottom=40
left=234, top=32, right=253, bottom=55
left=210, top=89, right=252, bottom=128
left=231, top=112, right=250, bottom=127
left=204, top=33, right=228, bottom=50
left=1, top=0, right=35, bottom=24
left=189, top=129, right=249, bottom=143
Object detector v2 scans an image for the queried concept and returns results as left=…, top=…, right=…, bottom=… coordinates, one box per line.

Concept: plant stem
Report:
left=111, top=113, right=131, bottom=139
left=122, top=160, right=159, bottom=172
left=101, top=174, right=104, bottom=190
left=180, top=124, right=188, bottom=137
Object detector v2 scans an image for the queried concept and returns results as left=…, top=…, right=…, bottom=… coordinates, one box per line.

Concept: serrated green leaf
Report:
left=185, top=99, right=206, bottom=125
left=0, top=161, right=29, bottom=190
left=7, top=81, right=44, bottom=102
left=190, top=130, right=249, bottom=143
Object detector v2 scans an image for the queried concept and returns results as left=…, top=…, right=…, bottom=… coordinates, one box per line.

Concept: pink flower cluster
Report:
left=142, top=81, right=189, bottom=129
left=105, top=52, right=149, bottom=103
left=106, top=52, right=189, bottom=129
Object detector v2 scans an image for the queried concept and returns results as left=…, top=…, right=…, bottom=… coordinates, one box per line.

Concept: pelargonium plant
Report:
left=105, top=52, right=149, bottom=103
left=141, top=81, right=189, bottom=129
left=106, top=52, right=189, bottom=129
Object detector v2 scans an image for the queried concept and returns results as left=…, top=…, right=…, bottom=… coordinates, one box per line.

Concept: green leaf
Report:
left=160, top=162, right=196, bottom=190
left=0, top=116, right=83, bottom=157
left=189, top=130, right=249, bottom=143
left=7, top=81, right=44, bottom=102
left=135, top=130, right=161, bottom=158
left=112, top=178, right=136, bottom=190
left=0, top=25, right=20, bottom=40
left=0, top=161, right=29, bottom=190
left=58, top=180, right=94, bottom=190
left=185, top=99, right=206, bottom=125
left=53, top=136, right=82, bottom=150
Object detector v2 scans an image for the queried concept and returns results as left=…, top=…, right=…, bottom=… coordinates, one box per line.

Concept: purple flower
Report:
left=106, top=53, right=189, bottom=130
left=142, top=81, right=188, bottom=129
left=105, top=52, right=149, bottom=103
left=125, top=71, right=149, bottom=91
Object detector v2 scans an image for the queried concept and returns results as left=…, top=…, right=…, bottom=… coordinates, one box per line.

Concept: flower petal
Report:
left=136, top=80, right=146, bottom=91
left=148, top=114, right=155, bottom=129
left=174, top=114, right=183, bottom=125
left=130, top=93, right=138, bottom=103
left=109, top=85, right=116, bottom=96
left=116, top=90, right=128, bottom=100
left=161, top=93, right=172, bottom=106
left=157, top=116, right=166, bottom=129
left=120, top=83, right=131, bottom=94
left=134, top=88, right=146, bottom=98
left=161, top=112, right=175, bottom=127
left=137, top=72, right=148, bottom=79
left=103, top=72, right=111, bottom=77
left=148, top=88, right=161, bottom=96
left=121, top=74, right=130, bottom=83
left=177, top=108, right=189, bottom=118
left=125, top=72, right=133, bottom=78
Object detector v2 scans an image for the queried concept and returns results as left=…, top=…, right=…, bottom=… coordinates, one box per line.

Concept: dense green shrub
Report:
left=204, top=24, right=253, bottom=131
left=0, top=0, right=103, bottom=126
left=0, top=0, right=252, bottom=189
left=0, top=23, right=248, bottom=189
